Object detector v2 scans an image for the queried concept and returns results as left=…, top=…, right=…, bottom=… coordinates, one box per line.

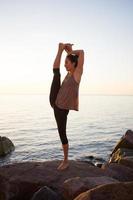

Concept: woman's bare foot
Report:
left=57, top=160, right=69, bottom=170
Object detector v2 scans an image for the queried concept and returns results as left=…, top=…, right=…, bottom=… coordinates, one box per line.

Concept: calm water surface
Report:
left=0, top=94, right=132, bottom=166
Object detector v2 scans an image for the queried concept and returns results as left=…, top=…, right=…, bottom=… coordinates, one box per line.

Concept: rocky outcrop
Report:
left=0, top=159, right=132, bottom=200
left=108, top=129, right=133, bottom=172
left=74, top=181, right=133, bottom=200
left=0, top=160, right=106, bottom=200
left=109, top=129, right=133, bottom=160
left=0, top=136, right=15, bottom=156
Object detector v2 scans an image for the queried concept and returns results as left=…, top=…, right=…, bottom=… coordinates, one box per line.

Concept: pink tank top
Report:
left=55, top=73, right=80, bottom=111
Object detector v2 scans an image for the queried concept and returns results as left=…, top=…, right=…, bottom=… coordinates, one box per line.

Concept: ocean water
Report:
left=0, top=94, right=133, bottom=166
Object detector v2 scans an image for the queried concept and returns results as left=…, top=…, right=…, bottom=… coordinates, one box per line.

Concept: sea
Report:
left=0, top=94, right=132, bottom=166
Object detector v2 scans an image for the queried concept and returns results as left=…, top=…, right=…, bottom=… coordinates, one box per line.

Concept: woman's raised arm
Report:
left=53, top=43, right=65, bottom=69
left=70, top=49, right=84, bottom=73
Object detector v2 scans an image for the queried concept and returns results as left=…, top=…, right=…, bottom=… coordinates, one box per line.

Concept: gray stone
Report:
left=0, top=136, right=15, bottom=156
left=31, top=186, right=59, bottom=200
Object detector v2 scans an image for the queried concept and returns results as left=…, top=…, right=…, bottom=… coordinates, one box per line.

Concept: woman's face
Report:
left=64, top=57, right=75, bottom=71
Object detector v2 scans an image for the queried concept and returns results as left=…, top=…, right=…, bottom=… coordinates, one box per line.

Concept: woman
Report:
left=49, top=42, right=84, bottom=170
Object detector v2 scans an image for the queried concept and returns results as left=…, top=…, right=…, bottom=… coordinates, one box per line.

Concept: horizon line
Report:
left=0, top=93, right=132, bottom=96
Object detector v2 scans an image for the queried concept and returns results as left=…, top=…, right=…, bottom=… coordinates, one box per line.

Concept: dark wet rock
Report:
left=78, top=160, right=95, bottom=166
left=79, top=155, right=106, bottom=166
left=95, top=163, right=103, bottom=168
left=0, top=136, right=15, bottom=156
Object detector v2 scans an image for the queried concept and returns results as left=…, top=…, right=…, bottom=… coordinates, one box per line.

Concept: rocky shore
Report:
left=0, top=129, right=133, bottom=200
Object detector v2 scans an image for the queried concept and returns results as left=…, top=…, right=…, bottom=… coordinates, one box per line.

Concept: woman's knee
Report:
left=58, top=121, right=68, bottom=144
left=53, top=106, right=69, bottom=144
left=59, top=132, right=68, bottom=145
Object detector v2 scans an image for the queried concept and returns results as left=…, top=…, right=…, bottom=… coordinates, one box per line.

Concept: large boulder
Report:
left=0, top=136, right=15, bottom=156
left=118, top=157, right=133, bottom=169
left=74, top=181, right=133, bottom=200
left=62, top=176, right=118, bottom=200
left=102, top=162, right=133, bottom=182
left=110, top=129, right=133, bottom=157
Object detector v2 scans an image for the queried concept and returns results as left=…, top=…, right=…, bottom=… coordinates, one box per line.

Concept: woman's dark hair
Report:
left=66, top=54, right=79, bottom=68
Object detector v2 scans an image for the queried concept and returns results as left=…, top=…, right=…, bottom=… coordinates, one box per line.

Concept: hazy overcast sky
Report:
left=0, top=0, right=133, bottom=94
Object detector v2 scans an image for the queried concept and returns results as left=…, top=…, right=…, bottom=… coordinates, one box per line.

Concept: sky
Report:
left=0, top=0, right=133, bottom=95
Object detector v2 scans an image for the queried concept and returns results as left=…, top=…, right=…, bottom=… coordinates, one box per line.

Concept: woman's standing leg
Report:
left=54, top=105, right=70, bottom=170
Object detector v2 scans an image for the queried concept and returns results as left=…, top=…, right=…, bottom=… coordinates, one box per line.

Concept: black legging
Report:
left=49, top=68, right=69, bottom=145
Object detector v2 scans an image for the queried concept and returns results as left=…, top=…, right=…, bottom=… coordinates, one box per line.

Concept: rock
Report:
left=63, top=176, right=118, bottom=200
left=0, top=174, right=9, bottom=200
left=63, top=177, right=86, bottom=200
left=0, top=136, right=15, bottom=156
left=74, top=181, right=133, bottom=200
left=110, top=129, right=133, bottom=157
left=102, top=162, right=133, bottom=182
left=125, top=129, right=133, bottom=144
left=80, top=155, right=106, bottom=166
left=118, top=157, right=133, bottom=169
left=31, top=186, right=60, bottom=200
left=0, top=160, right=106, bottom=200
left=95, top=163, right=103, bottom=168
left=77, top=160, right=95, bottom=166
left=109, top=148, right=133, bottom=163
